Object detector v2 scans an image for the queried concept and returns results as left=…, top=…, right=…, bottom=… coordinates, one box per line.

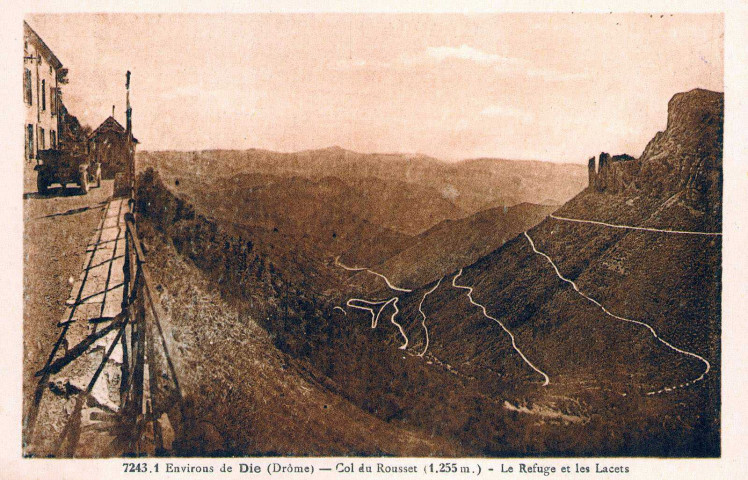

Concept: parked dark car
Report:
left=35, top=149, right=101, bottom=194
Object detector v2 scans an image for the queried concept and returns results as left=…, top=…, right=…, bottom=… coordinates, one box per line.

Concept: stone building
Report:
left=88, top=115, right=138, bottom=179
left=23, top=21, right=63, bottom=163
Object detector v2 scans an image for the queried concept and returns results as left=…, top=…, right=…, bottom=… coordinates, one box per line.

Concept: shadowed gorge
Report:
left=129, top=88, right=721, bottom=457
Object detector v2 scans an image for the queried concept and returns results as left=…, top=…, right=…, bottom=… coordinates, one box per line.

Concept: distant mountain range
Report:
left=139, top=147, right=584, bottom=270
left=139, top=147, right=586, bottom=218
left=134, top=88, right=721, bottom=456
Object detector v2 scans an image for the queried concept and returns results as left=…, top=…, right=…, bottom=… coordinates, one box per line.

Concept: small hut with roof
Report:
left=88, top=111, right=138, bottom=179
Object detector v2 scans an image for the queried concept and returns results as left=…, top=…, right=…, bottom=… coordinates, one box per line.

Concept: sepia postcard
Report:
left=2, top=1, right=747, bottom=479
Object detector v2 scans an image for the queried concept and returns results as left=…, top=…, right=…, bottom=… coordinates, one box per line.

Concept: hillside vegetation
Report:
left=135, top=88, right=721, bottom=456
left=138, top=147, right=585, bottom=221
left=349, top=202, right=558, bottom=290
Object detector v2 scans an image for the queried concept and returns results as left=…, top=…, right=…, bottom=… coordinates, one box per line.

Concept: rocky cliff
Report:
left=591, top=152, right=639, bottom=193
left=588, top=89, right=723, bottom=219
left=377, top=88, right=722, bottom=456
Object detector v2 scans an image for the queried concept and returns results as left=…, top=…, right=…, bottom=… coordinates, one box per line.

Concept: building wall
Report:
left=90, top=132, right=130, bottom=179
left=24, top=32, right=60, bottom=162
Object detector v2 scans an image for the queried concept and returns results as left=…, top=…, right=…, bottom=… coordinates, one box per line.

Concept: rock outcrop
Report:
left=588, top=152, right=638, bottom=192
left=638, top=89, right=723, bottom=216
left=586, top=88, right=723, bottom=218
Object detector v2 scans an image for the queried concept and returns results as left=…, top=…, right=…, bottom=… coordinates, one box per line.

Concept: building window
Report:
left=39, top=127, right=45, bottom=151
left=26, top=124, right=33, bottom=159
left=41, top=79, right=46, bottom=110
left=24, top=69, right=32, bottom=105
left=50, top=130, right=56, bottom=149
left=51, top=87, right=58, bottom=115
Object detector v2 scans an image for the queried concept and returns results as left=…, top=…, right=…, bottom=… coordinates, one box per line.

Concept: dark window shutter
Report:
left=27, top=124, right=33, bottom=159
left=24, top=69, right=32, bottom=104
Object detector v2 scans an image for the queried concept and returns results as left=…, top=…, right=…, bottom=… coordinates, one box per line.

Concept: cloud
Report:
left=419, top=44, right=589, bottom=82
left=480, top=104, right=534, bottom=123
left=330, top=45, right=590, bottom=83
left=425, top=45, right=526, bottom=67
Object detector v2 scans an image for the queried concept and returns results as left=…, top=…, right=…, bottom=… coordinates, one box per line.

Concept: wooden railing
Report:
left=39, top=209, right=185, bottom=457
left=118, top=209, right=184, bottom=456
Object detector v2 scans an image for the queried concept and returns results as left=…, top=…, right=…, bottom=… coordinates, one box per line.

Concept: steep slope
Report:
left=342, top=89, right=721, bottom=456
left=207, top=174, right=416, bottom=260
left=238, top=174, right=461, bottom=237
left=198, top=173, right=464, bottom=237
left=137, top=217, right=458, bottom=456
left=136, top=171, right=509, bottom=456
left=344, top=202, right=557, bottom=290
left=136, top=89, right=719, bottom=456
left=591, top=88, right=722, bottom=224
left=158, top=172, right=414, bottom=268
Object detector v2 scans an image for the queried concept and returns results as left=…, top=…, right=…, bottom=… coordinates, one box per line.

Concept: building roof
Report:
left=90, top=116, right=139, bottom=143
left=92, top=116, right=126, bottom=135
left=23, top=21, right=62, bottom=70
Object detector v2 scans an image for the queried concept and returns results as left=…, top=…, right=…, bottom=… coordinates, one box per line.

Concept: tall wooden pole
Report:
left=126, top=71, right=134, bottom=203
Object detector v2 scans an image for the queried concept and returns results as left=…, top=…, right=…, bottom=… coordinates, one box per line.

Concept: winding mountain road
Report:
left=549, top=214, right=722, bottom=236
left=523, top=231, right=711, bottom=395
left=344, top=297, right=409, bottom=349
left=452, top=269, right=551, bottom=386
left=345, top=298, right=392, bottom=328
left=334, top=256, right=412, bottom=292
left=417, top=278, right=442, bottom=357
left=335, top=256, right=414, bottom=349
left=385, top=298, right=409, bottom=350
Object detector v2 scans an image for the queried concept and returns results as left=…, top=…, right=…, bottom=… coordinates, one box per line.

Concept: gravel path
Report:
left=22, top=163, right=112, bottom=430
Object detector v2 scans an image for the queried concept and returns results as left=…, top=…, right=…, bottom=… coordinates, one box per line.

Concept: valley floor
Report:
left=138, top=221, right=459, bottom=456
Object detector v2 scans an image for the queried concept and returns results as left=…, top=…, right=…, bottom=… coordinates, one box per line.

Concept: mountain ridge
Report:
left=133, top=88, right=721, bottom=456
left=353, top=88, right=721, bottom=454
left=344, top=202, right=558, bottom=291
left=138, top=147, right=587, bottom=214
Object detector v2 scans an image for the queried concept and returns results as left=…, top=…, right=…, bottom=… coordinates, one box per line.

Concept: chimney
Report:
left=112, top=105, right=115, bottom=118
left=588, top=156, right=596, bottom=189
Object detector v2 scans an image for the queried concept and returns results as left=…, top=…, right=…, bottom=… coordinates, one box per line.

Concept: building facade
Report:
left=89, top=116, right=138, bottom=179
left=24, top=21, right=62, bottom=163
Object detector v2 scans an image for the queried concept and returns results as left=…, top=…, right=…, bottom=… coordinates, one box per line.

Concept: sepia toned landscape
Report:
left=22, top=14, right=722, bottom=458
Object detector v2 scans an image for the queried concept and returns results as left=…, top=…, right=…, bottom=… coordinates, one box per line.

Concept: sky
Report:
left=27, top=13, right=723, bottom=163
